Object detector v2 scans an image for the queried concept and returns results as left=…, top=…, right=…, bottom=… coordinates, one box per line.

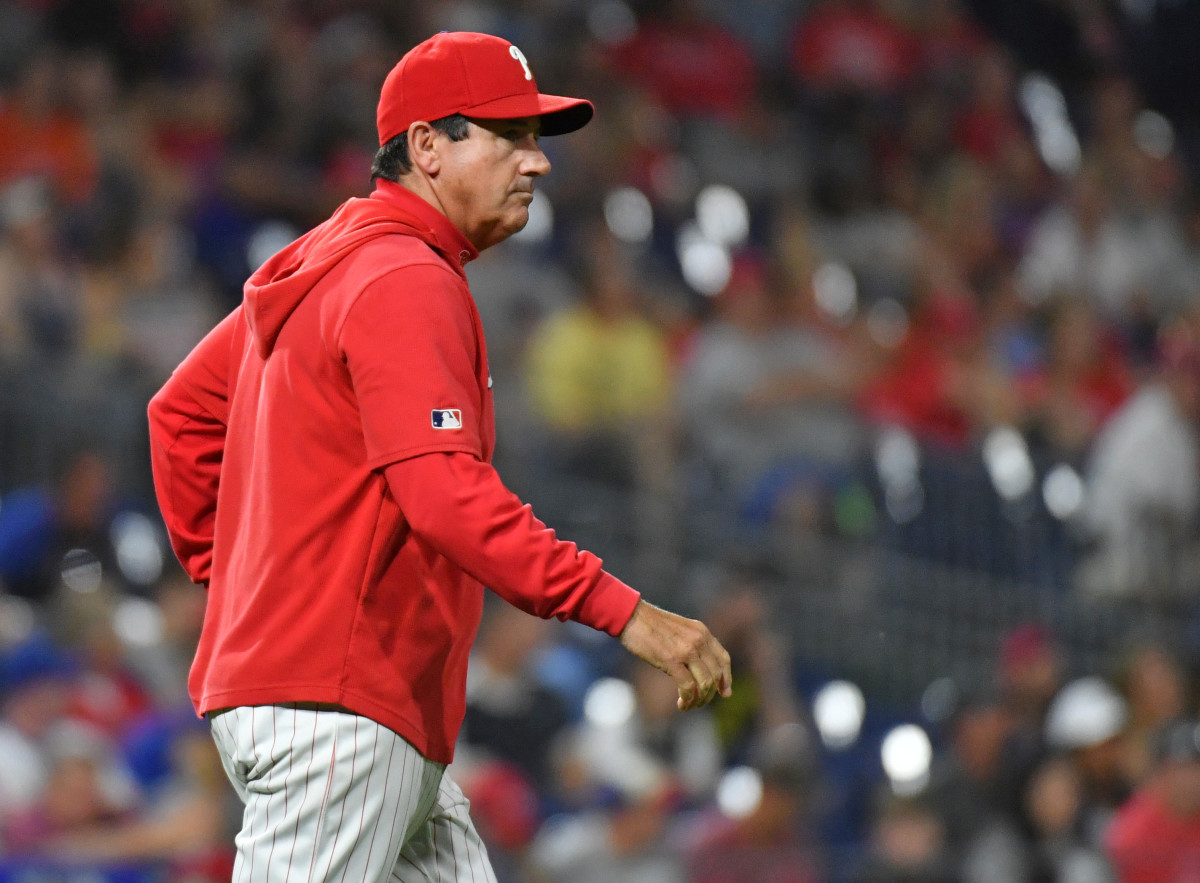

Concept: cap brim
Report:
left=462, top=93, right=594, bottom=136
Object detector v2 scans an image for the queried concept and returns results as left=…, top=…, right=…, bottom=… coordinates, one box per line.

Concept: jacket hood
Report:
left=243, top=182, right=478, bottom=357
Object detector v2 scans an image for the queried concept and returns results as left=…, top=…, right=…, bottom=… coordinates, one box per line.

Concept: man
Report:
left=1077, top=320, right=1200, bottom=601
left=147, top=30, right=731, bottom=882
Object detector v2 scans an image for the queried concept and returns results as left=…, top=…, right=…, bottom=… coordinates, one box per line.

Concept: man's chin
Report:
left=474, top=211, right=530, bottom=251
left=499, top=209, right=531, bottom=240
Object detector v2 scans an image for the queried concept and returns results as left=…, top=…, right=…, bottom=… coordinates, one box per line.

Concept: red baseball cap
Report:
left=376, top=32, right=594, bottom=145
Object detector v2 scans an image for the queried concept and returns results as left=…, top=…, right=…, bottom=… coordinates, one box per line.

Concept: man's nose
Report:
left=522, top=137, right=551, bottom=177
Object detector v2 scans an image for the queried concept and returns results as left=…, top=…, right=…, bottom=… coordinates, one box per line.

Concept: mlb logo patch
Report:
left=431, top=408, right=463, bottom=429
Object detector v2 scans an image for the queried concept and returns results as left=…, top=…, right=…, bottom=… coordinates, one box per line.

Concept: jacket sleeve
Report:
left=147, top=308, right=245, bottom=586
left=384, top=452, right=641, bottom=636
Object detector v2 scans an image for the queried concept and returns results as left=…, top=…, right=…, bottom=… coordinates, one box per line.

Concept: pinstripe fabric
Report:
left=391, top=776, right=497, bottom=883
left=210, top=705, right=493, bottom=882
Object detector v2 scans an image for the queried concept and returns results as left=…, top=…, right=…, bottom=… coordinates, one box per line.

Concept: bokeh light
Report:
left=983, top=427, right=1035, bottom=501
left=61, top=548, right=102, bottom=594
left=112, top=597, right=166, bottom=649
left=676, top=222, right=732, bottom=296
left=881, top=724, right=933, bottom=796
left=813, top=680, right=866, bottom=750
left=583, top=677, right=636, bottom=728
left=716, top=766, right=763, bottom=819
left=111, top=512, right=164, bottom=587
left=1043, top=463, right=1086, bottom=520
left=695, top=184, right=750, bottom=248
left=603, top=186, right=654, bottom=244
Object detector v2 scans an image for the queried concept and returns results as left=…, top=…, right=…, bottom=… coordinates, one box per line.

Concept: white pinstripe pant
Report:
left=209, top=704, right=498, bottom=883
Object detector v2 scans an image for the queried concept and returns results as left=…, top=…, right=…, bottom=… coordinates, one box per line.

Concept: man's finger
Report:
left=680, top=634, right=730, bottom=709
left=710, top=641, right=733, bottom=697
left=692, top=639, right=730, bottom=704
left=666, top=660, right=699, bottom=710
left=695, top=633, right=732, bottom=699
left=681, top=655, right=722, bottom=709
left=719, top=670, right=733, bottom=697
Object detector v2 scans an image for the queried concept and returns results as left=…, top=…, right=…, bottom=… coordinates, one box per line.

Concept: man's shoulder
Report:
left=322, top=232, right=468, bottom=319
left=349, top=232, right=461, bottom=281
left=321, top=232, right=477, bottom=347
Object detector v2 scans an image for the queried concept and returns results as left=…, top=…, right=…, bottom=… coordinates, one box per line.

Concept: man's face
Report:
left=435, top=116, right=550, bottom=251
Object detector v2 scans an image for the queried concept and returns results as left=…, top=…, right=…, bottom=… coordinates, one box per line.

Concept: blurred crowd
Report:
left=2, top=0, right=1200, bottom=880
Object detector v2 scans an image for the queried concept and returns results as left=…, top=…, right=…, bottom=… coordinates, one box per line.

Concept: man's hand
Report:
left=618, top=600, right=732, bottom=711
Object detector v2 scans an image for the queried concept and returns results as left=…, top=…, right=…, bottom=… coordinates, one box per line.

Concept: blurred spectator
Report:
left=1155, top=193, right=1200, bottom=316
left=683, top=750, right=820, bottom=883
left=628, top=657, right=724, bottom=803
left=1016, top=754, right=1117, bottom=883
left=789, top=0, right=917, bottom=100
left=703, top=580, right=814, bottom=769
left=530, top=715, right=686, bottom=883
left=1115, top=642, right=1192, bottom=786
left=524, top=255, right=674, bottom=490
left=39, top=723, right=236, bottom=881
left=1044, top=676, right=1133, bottom=847
left=0, top=446, right=126, bottom=603
left=1016, top=295, right=1133, bottom=461
left=77, top=216, right=222, bottom=381
left=1085, top=75, right=1151, bottom=210
left=0, top=632, right=75, bottom=820
left=911, top=0, right=989, bottom=91
left=528, top=786, right=684, bottom=883
left=461, top=601, right=571, bottom=791
left=609, top=0, right=759, bottom=121
left=1076, top=321, right=1200, bottom=601
left=122, top=570, right=207, bottom=711
left=0, top=46, right=98, bottom=203
left=919, top=157, right=1004, bottom=284
left=998, top=623, right=1064, bottom=750
left=52, top=585, right=153, bottom=740
left=554, top=673, right=717, bottom=812
left=531, top=646, right=728, bottom=881
left=800, top=166, right=922, bottom=306
left=989, top=136, right=1056, bottom=263
left=858, top=280, right=1016, bottom=449
left=3, top=749, right=126, bottom=855
left=0, top=175, right=81, bottom=362
left=952, top=47, right=1025, bottom=168
left=979, top=267, right=1042, bottom=387
left=1106, top=720, right=1200, bottom=883
left=852, top=795, right=956, bottom=883
left=1018, top=161, right=1154, bottom=319
left=682, top=93, right=810, bottom=208
left=924, top=688, right=1019, bottom=867
left=466, top=243, right=577, bottom=401
left=680, top=253, right=866, bottom=526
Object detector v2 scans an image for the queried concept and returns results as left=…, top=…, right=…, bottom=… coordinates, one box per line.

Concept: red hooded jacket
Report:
left=148, top=181, right=639, bottom=762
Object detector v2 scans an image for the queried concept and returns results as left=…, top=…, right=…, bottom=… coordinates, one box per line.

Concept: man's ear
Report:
left=408, top=121, right=442, bottom=176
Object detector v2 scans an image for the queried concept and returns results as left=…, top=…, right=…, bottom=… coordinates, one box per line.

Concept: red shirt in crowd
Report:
left=856, top=294, right=984, bottom=449
left=0, top=100, right=97, bottom=201
left=148, top=181, right=640, bottom=763
left=610, top=19, right=757, bottom=119
left=790, top=1, right=918, bottom=96
left=1107, top=787, right=1200, bottom=883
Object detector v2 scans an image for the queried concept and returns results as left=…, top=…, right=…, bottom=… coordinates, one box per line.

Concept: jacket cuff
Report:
left=575, top=572, right=641, bottom=637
